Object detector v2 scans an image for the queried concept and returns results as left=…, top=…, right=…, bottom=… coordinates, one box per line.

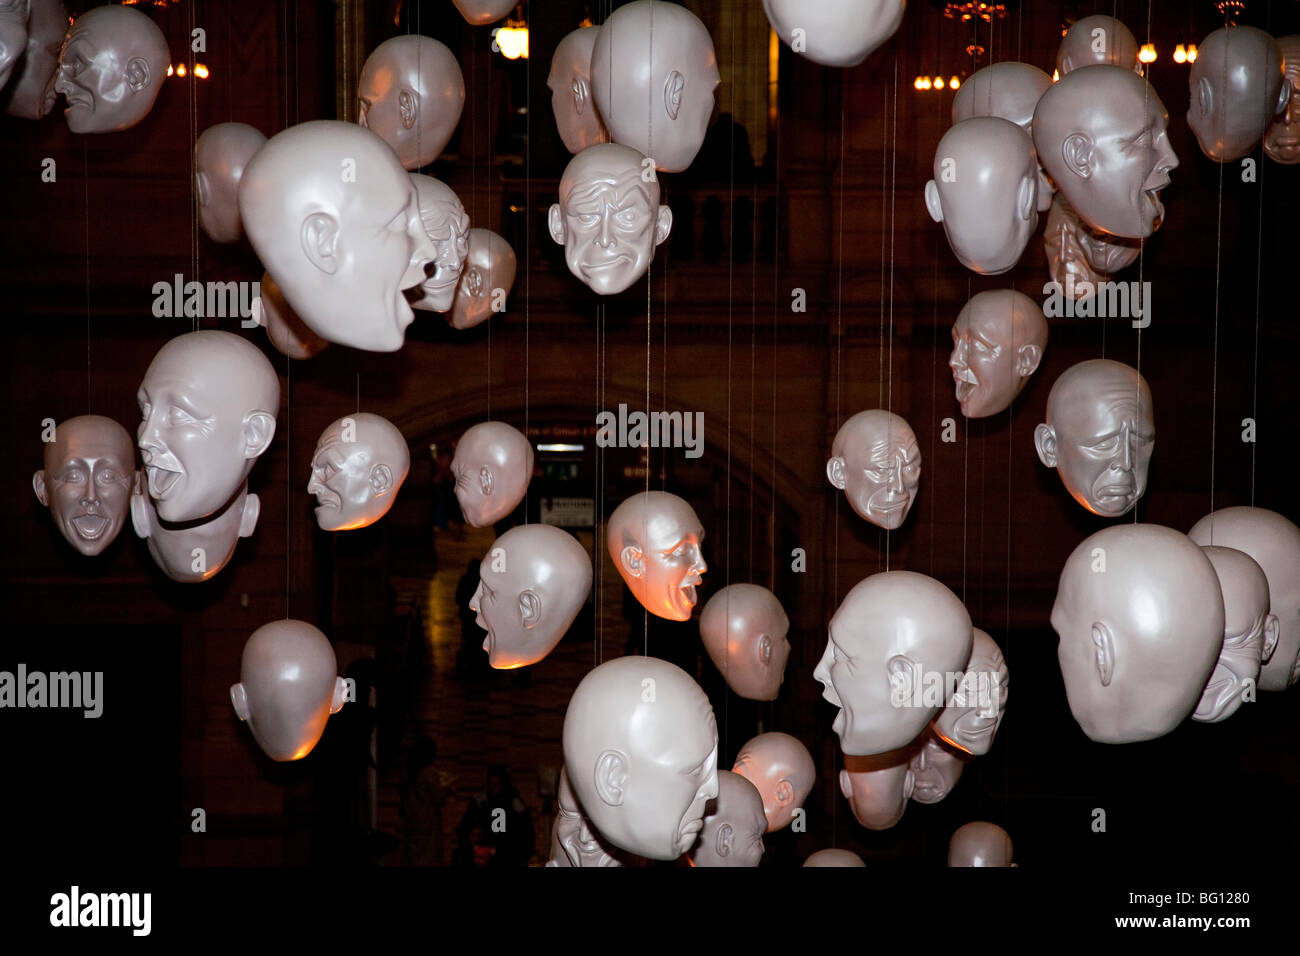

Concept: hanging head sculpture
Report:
left=1187, top=26, right=1288, bottom=163
left=1263, top=35, right=1300, bottom=164
left=826, top=409, right=921, bottom=530
left=32, top=415, right=135, bottom=556
left=549, top=25, right=609, bottom=155
left=607, top=490, right=707, bottom=622
left=357, top=34, right=464, bottom=170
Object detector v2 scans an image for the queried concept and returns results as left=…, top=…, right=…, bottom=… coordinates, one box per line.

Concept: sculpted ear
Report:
left=301, top=212, right=340, bottom=275
left=838, top=769, right=853, bottom=800
left=1016, top=343, right=1043, bottom=377
left=1276, top=79, right=1291, bottom=116
left=130, top=490, right=151, bottom=538
left=1034, top=423, right=1058, bottom=468
left=758, top=634, right=772, bottom=665
left=242, top=412, right=277, bottom=459
left=398, top=89, right=417, bottom=130
left=620, top=545, right=645, bottom=579
left=479, top=465, right=494, bottom=497
left=32, top=470, right=48, bottom=507
left=774, top=779, right=795, bottom=807
left=593, top=750, right=628, bottom=807
left=230, top=683, right=250, bottom=721
left=715, top=823, right=733, bottom=857
left=1091, top=622, right=1115, bottom=687
left=887, top=654, right=917, bottom=705
left=1018, top=174, right=1037, bottom=221
left=663, top=70, right=685, bottom=120
left=654, top=205, right=673, bottom=246
left=519, top=588, right=541, bottom=629
left=1262, top=614, right=1281, bottom=663
left=548, top=203, right=565, bottom=245
left=923, top=180, right=943, bottom=223
left=1061, top=132, right=1094, bottom=180
left=571, top=76, right=588, bottom=116
left=369, top=463, right=394, bottom=495
left=239, top=493, right=261, bottom=538
left=125, top=57, right=150, bottom=93
left=826, top=456, right=847, bottom=490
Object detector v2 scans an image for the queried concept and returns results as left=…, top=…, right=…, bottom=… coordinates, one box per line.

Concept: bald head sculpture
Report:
left=839, top=749, right=914, bottom=831
left=450, top=421, right=533, bottom=528
left=239, top=121, right=438, bottom=352
left=1189, top=507, right=1300, bottom=692
left=1043, top=192, right=1141, bottom=295
left=731, top=732, right=815, bottom=833
left=698, top=583, right=790, bottom=701
left=137, top=331, right=279, bottom=524
left=357, top=34, right=464, bottom=170
left=1034, top=359, right=1154, bottom=517
left=1188, top=26, right=1288, bottom=163
left=1033, top=65, right=1178, bottom=239
left=230, top=619, right=348, bottom=762
left=1, top=0, right=39, bottom=111
left=549, top=143, right=672, bottom=295
left=255, top=271, right=329, bottom=360
left=804, top=848, right=866, bottom=867
left=826, top=409, right=921, bottom=529
left=589, top=0, right=719, bottom=173
left=949, top=289, right=1048, bottom=419
left=132, top=479, right=259, bottom=583
left=308, top=413, right=409, bottom=532
left=1051, top=524, right=1224, bottom=743
left=549, top=26, right=608, bottom=155
left=1263, top=36, right=1300, bottom=164
left=907, top=732, right=966, bottom=805
left=1056, top=14, right=1141, bottom=76
left=690, top=770, right=766, bottom=868
left=448, top=228, right=517, bottom=330
left=50, top=3, right=169, bottom=133
left=195, top=123, right=266, bottom=244
left=949, top=821, right=1014, bottom=867
left=815, top=571, right=973, bottom=755
left=608, top=490, right=707, bottom=621
left=952, top=62, right=1052, bottom=132
left=562, top=655, right=719, bottom=860
left=410, top=174, right=470, bottom=313
left=925, top=117, right=1039, bottom=275
left=1194, top=546, right=1278, bottom=722
left=470, top=524, right=592, bottom=669
left=761, top=0, right=904, bottom=69
left=33, top=415, right=135, bottom=556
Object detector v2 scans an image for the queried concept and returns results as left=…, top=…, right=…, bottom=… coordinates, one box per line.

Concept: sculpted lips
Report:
left=580, top=255, right=632, bottom=275
left=146, top=465, right=181, bottom=498
left=71, top=514, right=110, bottom=539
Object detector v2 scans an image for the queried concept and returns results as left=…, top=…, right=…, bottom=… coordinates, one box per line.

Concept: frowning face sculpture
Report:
left=826, top=409, right=920, bottom=530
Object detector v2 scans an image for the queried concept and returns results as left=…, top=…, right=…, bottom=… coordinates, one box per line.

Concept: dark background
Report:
left=1, top=0, right=1297, bottom=879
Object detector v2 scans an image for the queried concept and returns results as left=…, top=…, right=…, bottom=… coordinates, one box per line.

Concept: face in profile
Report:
left=610, top=491, right=707, bottom=621
left=347, top=176, right=435, bottom=347
left=1263, top=37, right=1300, bottom=164
left=932, top=629, right=1008, bottom=756
left=550, top=144, right=672, bottom=296
left=548, top=26, right=608, bottom=154
left=411, top=175, right=470, bottom=313
left=51, top=4, right=169, bottom=134
left=1194, top=546, right=1279, bottom=722
left=949, top=291, right=1046, bottom=420
left=307, top=414, right=408, bottom=532
left=33, top=415, right=135, bottom=556
left=907, top=734, right=964, bottom=805
left=827, top=411, right=920, bottom=529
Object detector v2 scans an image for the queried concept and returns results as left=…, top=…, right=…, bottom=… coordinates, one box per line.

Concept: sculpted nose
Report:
left=596, top=211, right=615, bottom=248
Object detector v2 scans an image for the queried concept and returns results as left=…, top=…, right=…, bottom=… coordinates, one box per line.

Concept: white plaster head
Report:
left=838, top=749, right=914, bottom=831
left=690, top=770, right=766, bottom=868
left=948, top=821, right=1014, bottom=866
left=826, top=409, right=920, bottom=530
left=1193, top=546, right=1277, bottom=722
left=549, top=26, right=608, bottom=155
left=803, top=849, right=865, bottom=867
left=357, top=34, right=464, bottom=170
left=448, top=228, right=516, bottom=330
left=450, top=421, right=533, bottom=527
left=907, top=732, right=966, bottom=805
left=931, top=628, right=1008, bottom=756
left=195, top=122, right=267, bottom=244
left=307, top=413, right=409, bottom=532
left=255, top=271, right=330, bottom=360
left=1262, top=35, right=1300, bottom=164
left=409, top=174, right=470, bottom=313
left=1188, top=26, right=1288, bottom=163
left=760, top=0, right=904, bottom=69
left=131, top=478, right=258, bottom=583
left=607, top=490, right=706, bottom=621
left=949, top=289, right=1048, bottom=419
left=698, top=583, right=790, bottom=701
left=1056, top=14, right=1141, bottom=76
left=731, top=731, right=815, bottom=833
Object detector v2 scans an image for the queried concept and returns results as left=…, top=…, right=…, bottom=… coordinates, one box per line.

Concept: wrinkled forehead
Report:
left=560, top=163, right=650, bottom=204
left=0, top=0, right=28, bottom=22
left=845, top=422, right=918, bottom=463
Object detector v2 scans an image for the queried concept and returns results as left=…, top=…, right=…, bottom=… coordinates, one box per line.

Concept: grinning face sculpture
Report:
left=826, top=409, right=921, bottom=530
left=33, top=415, right=135, bottom=556
left=409, top=175, right=470, bottom=313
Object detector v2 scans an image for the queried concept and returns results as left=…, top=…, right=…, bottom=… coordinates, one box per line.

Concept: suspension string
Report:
left=885, top=56, right=898, bottom=571
left=830, top=70, right=846, bottom=849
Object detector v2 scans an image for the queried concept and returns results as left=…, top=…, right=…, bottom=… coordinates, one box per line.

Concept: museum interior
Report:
left=1, top=0, right=1298, bottom=873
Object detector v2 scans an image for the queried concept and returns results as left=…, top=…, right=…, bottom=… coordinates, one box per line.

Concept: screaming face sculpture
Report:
left=1194, top=546, right=1279, bottom=723
left=562, top=655, right=719, bottom=861
left=1034, top=359, right=1154, bottom=518
left=132, top=479, right=259, bottom=583
left=230, top=619, right=348, bottom=762
left=4, top=0, right=65, bottom=120
left=32, top=415, right=134, bottom=556
left=549, top=26, right=608, bottom=155
left=949, top=290, right=1048, bottom=419
left=49, top=3, right=169, bottom=133
left=839, top=750, right=914, bottom=831
left=931, top=628, right=1009, bottom=756
left=357, top=34, right=464, bottom=170
left=549, top=143, right=673, bottom=296
left=195, top=123, right=266, bottom=244
left=1055, top=14, right=1141, bottom=76
left=1187, top=26, right=1288, bottom=163
left=1263, top=36, right=1300, bottom=164
left=1188, top=507, right=1300, bottom=692
left=814, top=571, right=973, bottom=755
left=607, top=490, right=707, bottom=621
left=1043, top=192, right=1141, bottom=295
left=469, top=523, right=593, bottom=669
left=239, top=121, right=437, bottom=353
left=448, top=228, right=517, bottom=330
left=410, top=175, right=470, bottom=313
left=1051, top=524, right=1224, bottom=743
left=137, top=331, right=279, bottom=524
left=925, top=117, right=1039, bottom=275
left=761, top=0, right=904, bottom=69
left=450, top=421, right=534, bottom=528
left=731, top=732, right=815, bottom=833
left=949, top=821, right=1014, bottom=867
left=0, top=0, right=30, bottom=95
left=690, top=771, right=766, bottom=868
left=1033, top=65, right=1178, bottom=240
left=907, top=732, right=966, bottom=805
left=826, top=409, right=921, bottom=530
left=698, top=583, right=791, bottom=701
left=589, top=0, right=720, bottom=173
left=308, top=413, right=409, bottom=532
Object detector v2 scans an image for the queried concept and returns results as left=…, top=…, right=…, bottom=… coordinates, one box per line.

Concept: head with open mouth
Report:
left=137, top=330, right=279, bottom=524
left=50, top=3, right=169, bottom=134
left=307, top=413, right=409, bottom=532
left=949, top=289, right=1048, bottom=420
left=1035, top=358, right=1153, bottom=518
left=1193, top=546, right=1278, bottom=723
left=562, top=656, right=719, bottom=861
left=907, top=732, right=966, bottom=806
left=731, top=731, right=815, bottom=833
left=690, top=770, right=766, bottom=868
left=1188, top=26, right=1289, bottom=164
left=549, top=143, right=672, bottom=296
left=33, top=414, right=135, bottom=556
left=469, top=523, right=592, bottom=670
left=814, top=570, right=973, bottom=755
left=1263, top=36, right=1300, bottom=164
left=131, top=479, right=258, bottom=583
left=450, top=420, right=533, bottom=528
left=932, top=628, right=1009, bottom=756
left=608, top=489, right=707, bottom=621
left=1033, top=64, right=1178, bottom=240
left=826, top=409, right=921, bottom=530
left=409, top=175, right=470, bottom=313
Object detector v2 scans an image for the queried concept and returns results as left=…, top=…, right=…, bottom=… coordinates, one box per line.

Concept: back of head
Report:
left=1189, top=26, right=1287, bottom=162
